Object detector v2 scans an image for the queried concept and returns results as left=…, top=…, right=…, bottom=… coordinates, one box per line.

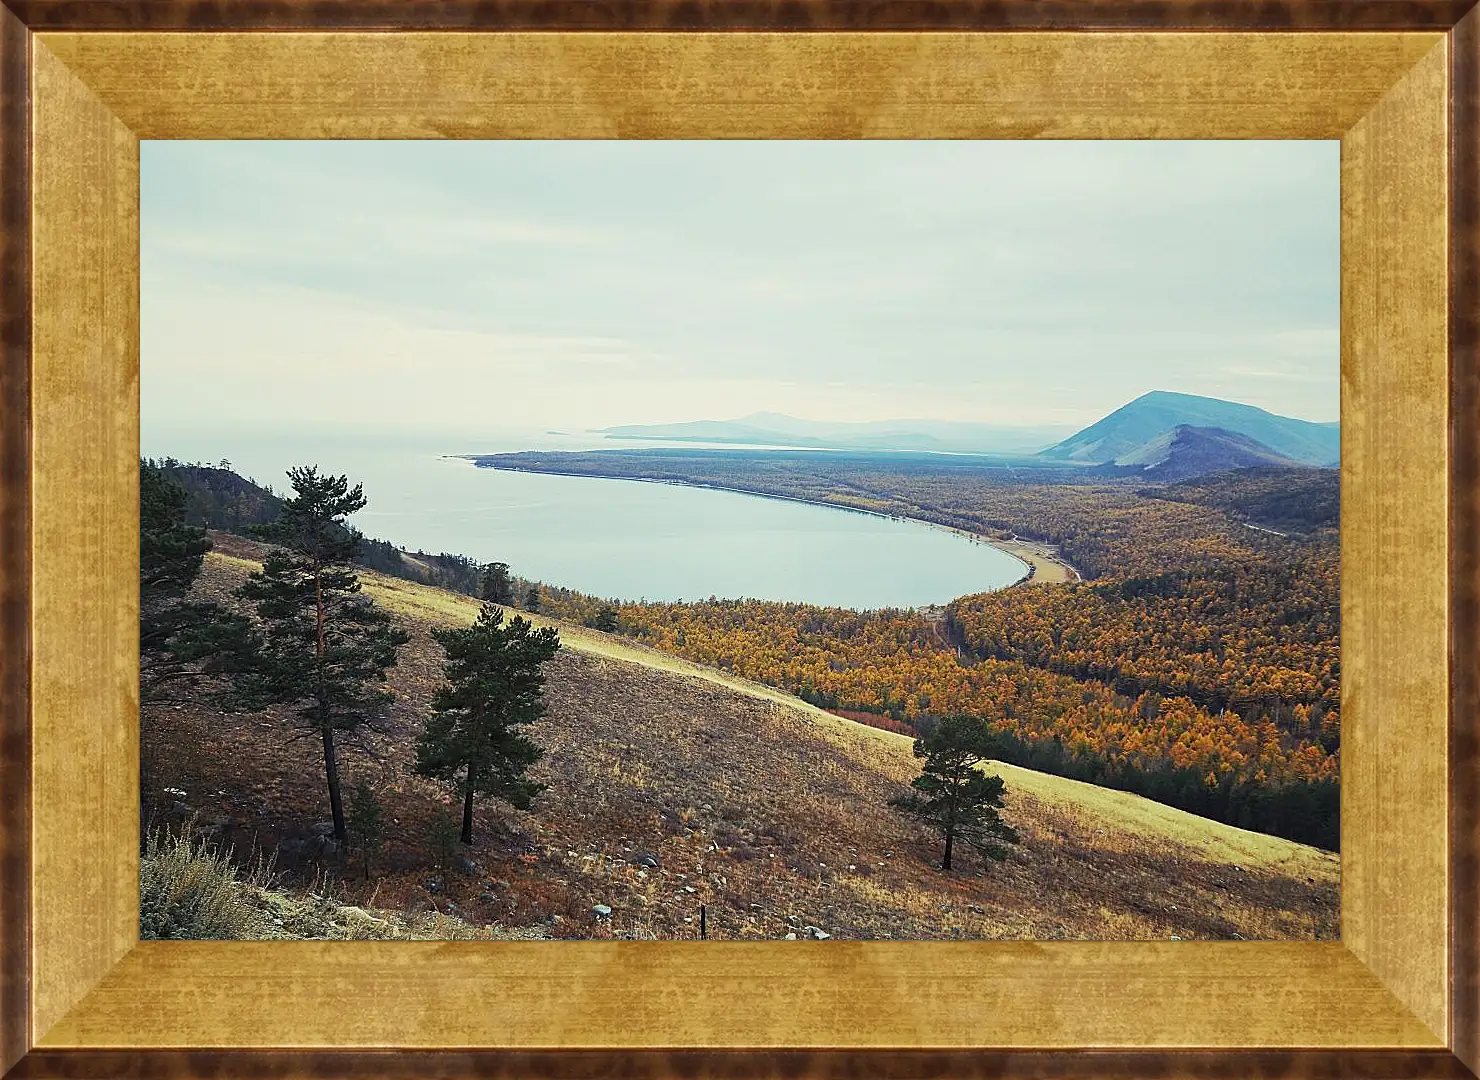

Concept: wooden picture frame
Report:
left=1, top=2, right=1477, bottom=1076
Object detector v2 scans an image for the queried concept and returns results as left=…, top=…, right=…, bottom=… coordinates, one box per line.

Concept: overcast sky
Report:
left=142, top=140, right=1339, bottom=439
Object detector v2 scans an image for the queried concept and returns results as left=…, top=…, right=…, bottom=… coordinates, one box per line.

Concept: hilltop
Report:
left=1040, top=391, right=1339, bottom=468
left=141, top=531, right=1338, bottom=942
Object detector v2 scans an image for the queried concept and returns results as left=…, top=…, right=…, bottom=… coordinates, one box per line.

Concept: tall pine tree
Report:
left=890, top=715, right=1020, bottom=871
left=479, top=562, right=514, bottom=605
left=416, top=605, right=560, bottom=844
left=234, top=467, right=409, bottom=843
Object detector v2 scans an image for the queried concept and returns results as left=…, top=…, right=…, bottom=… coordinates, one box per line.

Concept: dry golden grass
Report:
left=144, top=535, right=1337, bottom=942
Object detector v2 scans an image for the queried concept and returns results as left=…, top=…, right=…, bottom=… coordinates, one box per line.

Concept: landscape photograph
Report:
left=140, top=139, right=1340, bottom=942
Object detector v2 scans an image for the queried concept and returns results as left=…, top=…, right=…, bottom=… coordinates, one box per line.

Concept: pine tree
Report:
left=890, top=715, right=1020, bottom=871
left=234, top=467, right=409, bottom=843
left=588, top=606, right=619, bottom=633
left=139, top=460, right=257, bottom=707
left=479, top=562, right=514, bottom=605
left=416, top=605, right=560, bottom=844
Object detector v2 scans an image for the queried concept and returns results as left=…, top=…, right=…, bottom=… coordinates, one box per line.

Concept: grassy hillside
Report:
left=141, top=531, right=1338, bottom=942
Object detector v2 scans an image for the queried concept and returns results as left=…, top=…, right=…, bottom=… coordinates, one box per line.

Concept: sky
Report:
left=141, top=140, right=1339, bottom=442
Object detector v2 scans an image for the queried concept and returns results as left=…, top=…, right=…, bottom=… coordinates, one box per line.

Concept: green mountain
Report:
left=1040, top=391, right=1339, bottom=467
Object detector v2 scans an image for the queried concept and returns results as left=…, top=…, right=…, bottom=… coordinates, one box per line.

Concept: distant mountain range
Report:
left=598, top=412, right=1075, bottom=456
left=598, top=391, right=1339, bottom=481
left=1039, top=390, right=1339, bottom=468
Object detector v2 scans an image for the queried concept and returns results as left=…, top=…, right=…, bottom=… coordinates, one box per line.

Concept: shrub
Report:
left=139, top=825, right=274, bottom=940
left=347, top=782, right=386, bottom=873
left=425, top=809, right=462, bottom=871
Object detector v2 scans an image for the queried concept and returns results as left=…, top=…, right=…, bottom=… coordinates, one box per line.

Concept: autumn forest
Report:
left=496, top=456, right=1341, bottom=850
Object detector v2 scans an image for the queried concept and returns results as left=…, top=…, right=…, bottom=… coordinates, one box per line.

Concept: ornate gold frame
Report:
left=1, top=7, right=1477, bottom=1076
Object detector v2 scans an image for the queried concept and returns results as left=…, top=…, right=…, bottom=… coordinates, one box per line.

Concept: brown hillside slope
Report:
left=140, top=533, right=1337, bottom=941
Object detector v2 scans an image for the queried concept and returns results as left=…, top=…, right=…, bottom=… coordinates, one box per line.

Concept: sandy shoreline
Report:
left=984, top=536, right=1082, bottom=585
left=464, top=457, right=1082, bottom=588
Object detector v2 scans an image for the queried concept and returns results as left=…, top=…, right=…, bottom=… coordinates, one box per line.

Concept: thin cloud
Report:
left=142, top=140, right=1340, bottom=434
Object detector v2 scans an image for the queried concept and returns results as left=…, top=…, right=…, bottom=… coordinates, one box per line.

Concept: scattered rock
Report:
left=459, top=858, right=478, bottom=876
left=803, top=925, right=830, bottom=940
left=682, top=886, right=697, bottom=894
left=426, top=878, right=443, bottom=894
left=592, top=904, right=613, bottom=919
left=969, top=905, right=985, bottom=915
left=783, top=932, right=797, bottom=940
left=630, top=851, right=660, bottom=869
left=701, top=803, right=713, bottom=811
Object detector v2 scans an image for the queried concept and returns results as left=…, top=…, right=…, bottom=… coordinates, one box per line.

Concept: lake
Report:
left=143, top=427, right=1028, bottom=609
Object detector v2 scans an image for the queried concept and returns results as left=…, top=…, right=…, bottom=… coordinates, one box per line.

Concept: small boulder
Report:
left=629, top=851, right=660, bottom=869
left=592, top=904, right=613, bottom=919
left=783, top=933, right=797, bottom=940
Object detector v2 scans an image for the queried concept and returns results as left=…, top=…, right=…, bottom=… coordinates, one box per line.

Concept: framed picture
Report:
left=2, top=2, right=1477, bottom=1076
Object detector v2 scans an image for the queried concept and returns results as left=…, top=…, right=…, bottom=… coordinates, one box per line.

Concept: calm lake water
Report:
left=144, top=427, right=1027, bottom=609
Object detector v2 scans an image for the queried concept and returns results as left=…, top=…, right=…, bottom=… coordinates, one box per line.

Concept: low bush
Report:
left=139, top=825, right=275, bottom=940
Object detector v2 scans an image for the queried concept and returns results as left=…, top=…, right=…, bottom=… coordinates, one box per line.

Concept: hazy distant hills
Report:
left=598, top=412, right=1075, bottom=456
left=597, top=391, right=1338, bottom=481
left=1040, top=391, right=1339, bottom=467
